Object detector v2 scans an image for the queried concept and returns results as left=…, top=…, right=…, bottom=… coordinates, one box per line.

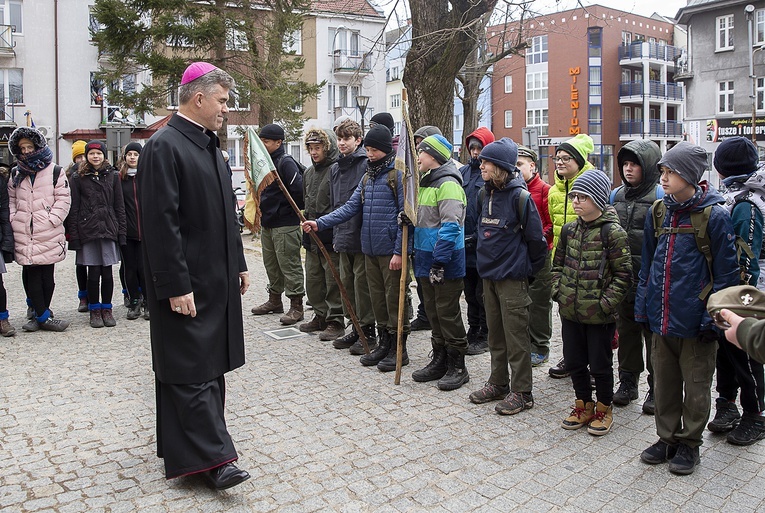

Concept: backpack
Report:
left=608, top=183, right=664, bottom=204
left=650, top=199, right=754, bottom=300
left=274, top=154, right=305, bottom=182
left=559, top=220, right=614, bottom=282
left=360, top=168, right=398, bottom=205
left=11, top=165, right=63, bottom=186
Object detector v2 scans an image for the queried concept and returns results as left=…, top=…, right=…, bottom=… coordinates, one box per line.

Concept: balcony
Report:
left=333, top=50, right=372, bottom=75
left=619, top=119, right=683, bottom=139
left=619, top=81, right=684, bottom=101
left=619, top=41, right=683, bottom=63
left=0, top=25, right=14, bottom=57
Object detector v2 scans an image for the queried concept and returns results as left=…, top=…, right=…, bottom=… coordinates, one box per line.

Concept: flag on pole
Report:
left=396, top=112, right=418, bottom=221
left=242, top=126, right=277, bottom=233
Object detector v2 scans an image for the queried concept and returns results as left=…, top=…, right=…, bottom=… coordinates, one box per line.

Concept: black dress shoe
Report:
left=205, top=463, right=250, bottom=490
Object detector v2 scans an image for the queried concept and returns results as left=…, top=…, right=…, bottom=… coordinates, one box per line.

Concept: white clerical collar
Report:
left=177, top=112, right=207, bottom=131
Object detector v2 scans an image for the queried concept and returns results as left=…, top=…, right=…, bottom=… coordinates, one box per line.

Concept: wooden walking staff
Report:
left=395, top=89, right=419, bottom=384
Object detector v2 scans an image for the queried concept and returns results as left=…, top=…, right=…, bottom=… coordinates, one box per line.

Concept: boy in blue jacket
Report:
left=636, top=141, right=739, bottom=475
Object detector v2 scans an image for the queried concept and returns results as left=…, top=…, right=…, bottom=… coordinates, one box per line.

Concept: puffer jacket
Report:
left=414, top=160, right=466, bottom=279
left=635, top=183, right=739, bottom=336
left=476, top=172, right=548, bottom=281
left=548, top=161, right=594, bottom=253
left=68, top=164, right=126, bottom=249
left=526, top=173, right=553, bottom=249
left=551, top=206, right=632, bottom=324
left=328, top=145, right=367, bottom=253
left=302, top=128, right=339, bottom=251
left=317, top=154, right=406, bottom=256
left=612, top=139, right=662, bottom=284
left=9, top=162, right=71, bottom=265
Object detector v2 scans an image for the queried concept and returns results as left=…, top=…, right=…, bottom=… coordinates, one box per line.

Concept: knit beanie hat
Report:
left=557, top=134, right=595, bottom=170
left=413, top=125, right=442, bottom=141
left=479, top=138, right=518, bottom=174
left=259, top=123, right=285, bottom=141
left=124, top=142, right=142, bottom=155
left=86, top=140, right=107, bottom=156
left=9, top=126, right=47, bottom=156
left=714, top=136, right=759, bottom=178
left=658, top=141, right=708, bottom=185
left=363, top=124, right=393, bottom=154
left=517, top=145, right=538, bottom=163
left=569, top=169, right=612, bottom=211
left=418, top=134, right=453, bottom=165
left=72, top=140, right=87, bottom=160
left=370, top=112, right=395, bottom=134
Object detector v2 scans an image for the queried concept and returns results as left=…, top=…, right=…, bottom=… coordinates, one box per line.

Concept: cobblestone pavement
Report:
left=2, top=235, right=765, bottom=512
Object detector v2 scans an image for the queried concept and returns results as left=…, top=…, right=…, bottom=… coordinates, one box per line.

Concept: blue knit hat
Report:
left=714, top=136, right=759, bottom=178
left=479, top=138, right=519, bottom=174
left=569, top=169, right=612, bottom=211
left=418, top=134, right=452, bottom=165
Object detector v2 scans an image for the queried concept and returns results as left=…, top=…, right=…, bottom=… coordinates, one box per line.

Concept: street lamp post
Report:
left=356, top=95, right=370, bottom=135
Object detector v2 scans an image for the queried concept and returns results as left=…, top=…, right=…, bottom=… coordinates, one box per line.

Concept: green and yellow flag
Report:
left=242, top=126, right=277, bottom=233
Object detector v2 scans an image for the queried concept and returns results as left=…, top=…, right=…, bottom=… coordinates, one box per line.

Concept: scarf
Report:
left=366, top=151, right=396, bottom=179
left=14, top=145, right=53, bottom=188
left=127, top=168, right=137, bottom=177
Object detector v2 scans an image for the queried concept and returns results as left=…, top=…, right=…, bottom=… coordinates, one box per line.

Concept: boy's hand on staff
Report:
left=302, top=220, right=318, bottom=233
left=389, top=254, right=402, bottom=271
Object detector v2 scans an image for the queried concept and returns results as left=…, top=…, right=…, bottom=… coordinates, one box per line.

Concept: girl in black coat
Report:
left=0, top=166, right=15, bottom=336
left=117, top=142, right=146, bottom=320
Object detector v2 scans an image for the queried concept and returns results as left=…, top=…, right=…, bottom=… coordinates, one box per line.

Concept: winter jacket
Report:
left=635, top=183, right=740, bottom=337
left=736, top=317, right=765, bottom=363
left=414, top=160, right=466, bottom=279
left=526, top=173, right=553, bottom=249
left=68, top=164, right=127, bottom=249
left=0, top=174, right=14, bottom=261
left=612, top=139, right=663, bottom=284
left=476, top=172, right=548, bottom=281
left=316, top=155, right=406, bottom=257
left=260, top=145, right=303, bottom=229
left=328, top=145, right=367, bottom=253
left=9, top=162, right=71, bottom=265
left=548, top=161, right=594, bottom=253
left=121, top=172, right=141, bottom=241
left=551, top=206, right=632, bottom=324
left=460, top=160, right=483, bottom=268
left=302, top=129, right=339, bottom=251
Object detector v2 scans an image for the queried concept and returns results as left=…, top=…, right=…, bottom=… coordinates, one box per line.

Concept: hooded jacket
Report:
left=460, top=127, right=495, bottom=268
left=548, top=162, right=593, bottom=252
left=611, top=139, right=662, bottom=283
left=328, top=145, right=367, bottom=253
left=635, top=183, right=740, bottom=337
left=303, top=128, right=340, bottom=251
left=414, top=160, right=466, bottom=279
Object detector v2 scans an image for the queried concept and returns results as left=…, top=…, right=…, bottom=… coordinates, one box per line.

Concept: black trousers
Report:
left=716, top=338, right=765, bottom=414
left=155, top=376, right=238, bottom=479
left=122, top=239, right=145, bottom=301
left=561, top=318, right=615, bottom=405
left=463, top=266, right=487, bottom=331
left=22, top=264, right=55, bottom=317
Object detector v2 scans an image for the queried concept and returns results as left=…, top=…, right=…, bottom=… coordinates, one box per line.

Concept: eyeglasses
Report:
left=553, top=155, right=573, bottom=163
left=568, top=193, right=589, bottom=202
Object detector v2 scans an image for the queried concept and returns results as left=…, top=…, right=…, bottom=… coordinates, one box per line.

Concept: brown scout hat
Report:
left=707, top=285, right=765, bottom=329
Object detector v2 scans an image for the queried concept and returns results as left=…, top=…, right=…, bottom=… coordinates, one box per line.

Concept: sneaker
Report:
left=642, top=391, right=655, bottom=415
left=668, top=443, right=700, bottom=475
left=561, top=399, right=595, bottom=430
left=707, top=398, right=741, bottom=433
left=469, top=382, right=510, bottom=404
left=530, top=352, right=549, bottom=367
left=410, top=317, right=431, bottom=331
left=613, top=372, right=639, bottom=406
left=640, top=440, right=678, bottom=465
left=39, top=317, right=70, bottom=332
left=319, top=321, right=344, bottom=341
left=549, top=357, right=570, bottom=378
left=495, top=391, right=534, bottom=415
left=21, top=319, right=39, bottom=332
left=726, top=413, right=765, bottom=446
left=587, top=402, right=613, bottom=436
left=466, top=338, right=489, bottom=355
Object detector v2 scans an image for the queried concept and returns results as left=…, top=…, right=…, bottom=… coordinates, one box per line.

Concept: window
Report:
left=329, top=28, right=360, bottom=56
left=588, top=105, right=602, bottom=135
left=716, top=14, right=734, bottom=51
left=90, top=72, right=135, bottom=107
left=622, top=31, right=632, bottom=45
left=226, top=21, right=249, bottom=51
left=390, top=93, right=401, bottom=109
left=758, top=77, right=765, bottom=110
left=227, top=140, right=244, bottom=169
left=88, top=7, right=102, bottom=39
left=588, top=27, right=602, bottom=57
left=757, top=9, right=765, bottom=45
left=526, top=35, right=548, bottom=64
left=504, top=75, right=512, bottom=93
left=227, top=89, right=249, bottom=111
left=526, top=72, right=548, bottom=101
left=0, top=68, right=22, bottom=104
left=327, top=84, right=334, bottom=110
left=338, top=86, right=347, bottom=108
left=454, top=114, right=463, bottom=132
left=718, top=80, right=734, bottom=113
left=589, top=67, right=602, bottom=96
left=283, top=29, right=301, bottom=55
left=504, top=110, right=513, bottom=128
left=167, top=16, right=194, bottom=47
left=167, top=81, right=179, bottom=109
left=390, top=66, right=400, bottom=81
left=394, top=121, right=401, bottom=136
left=526, top=108, right=548, bottom=136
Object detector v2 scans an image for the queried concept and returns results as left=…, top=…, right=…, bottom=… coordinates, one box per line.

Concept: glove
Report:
left=429, top=263, right=445, bottom=285
left=528, top=275, right=536, bottom=286
left=699, top=329, right=719, bottom=344
left=68, top=239, right=81, bottom=251
left=2, top=251, right=12, bottom=263
left=397, top=211, right=412, bottom=227
left=120, top=245, right=128, bottom=257
left=464, top=235, right=476, bottom=251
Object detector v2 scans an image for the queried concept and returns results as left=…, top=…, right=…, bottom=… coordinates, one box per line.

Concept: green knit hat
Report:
left=418, top=134, right=452, bottom=165
left=557, top=134, right=594, bottom=170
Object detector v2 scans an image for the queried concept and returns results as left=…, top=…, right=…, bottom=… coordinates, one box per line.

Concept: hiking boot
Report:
left=280, top=296, right=304, bottom=325
left=22, top=319, right=39, bottom=332
left=142, top=299, right=150, bottom=320
left=707, top=397, right=741, bottom=433
left=530, top=352, right=549, bottom=367
left=299, top=315, right=327, bottom=333
left=613, top=371, right=639, bottom=406
left=469, top=382, right=510, bottom=404
left=412, top=344, right=448, bottom=382
left=726, top=413, right=765, bottom=446
left=561, top=399, right=595, bottom=430
left=495, top=391, right=534, bottom=415
left=410, top=316, right=431, bottom=331
left=377, top=333, right=408, bottom=372
left=90, top=309, right=104, bottom=329
left=466, top=329, right=488, bottom=355
left=437, top=349, right=470, bottom=391
left=668, top=443, right=700, bottom=475
left=587, top=402, right=613, bottom=436
left=333, top=326, right=358, bottom=349
left=102, top=308, right=116, bottom=328
left=642, top=391, right=655, bottom=415
left=466, top=325, right=479, bottom=345
left=640, top=439, right=678, bottom=465
left=251, top=293, right=284, bottom=315
left=549, top=357, right=570, bottom=378
left=360, top=329, right=391, bottom=366
left=319, top=321, right=345, bottom=341
left=0, top=318, right=15, bottom=337
left=349, top=325, right=376, bottom=355
left=39, top=317, right=70, bottom=332
left=78, top=296, right=88, bottom=313
left=126, top=299, right=142, bottom=320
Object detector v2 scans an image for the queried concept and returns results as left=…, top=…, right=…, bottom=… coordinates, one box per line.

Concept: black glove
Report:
left=2, top=251, right=12, bottom=263
left=429, top=263, right=445, bottom=285
left=464, top=236, right=476, bottom=251
left=68, top=239, right=81, bottom=251
left=397, top=211, right=412, bottom=227
left=699, top=329, right=719, bottom=344
left=120, top=245, right=128, bottom=257
left=528, top=275, right=535, bottom=286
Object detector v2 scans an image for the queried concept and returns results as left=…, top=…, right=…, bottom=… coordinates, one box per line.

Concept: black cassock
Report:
left=139, top=114, right=247, bottom=479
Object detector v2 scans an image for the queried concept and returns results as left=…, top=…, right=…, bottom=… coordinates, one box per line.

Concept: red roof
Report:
left=61, top=114, right=172, bottom=141
left=310, top=0, right=382, bottom=17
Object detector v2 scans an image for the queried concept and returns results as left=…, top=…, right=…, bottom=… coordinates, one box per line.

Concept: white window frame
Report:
left=283, top=29, right=301, bottom=55
left=526, top=71, right=548, bottom=101
left=390, top=93, right=401, bottom=109
left=758, top=77, right=765, bottom=111
left=226, top=22, right=249, bottom=51
left=756, top=9, right=765, bottom=45
left=504, top=110, right=512, bottom=128
left=329, top=28, right=361, bottom=56
left=504, top=75, right=512, bottom=94
left=0, top=67, right=22, bottom=104
left=716, top=14, right=734, bottom=51
left=526, top=108, right=548, bottom=136
left=622, top=31, right=632, bottom=45
left=227, top=89, right=250, bottom=111
left=526, top=35, right=548, bottom=64
left=717, top=80, right=734, bottom=114
left=167, top=17, right=195, bottom=48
